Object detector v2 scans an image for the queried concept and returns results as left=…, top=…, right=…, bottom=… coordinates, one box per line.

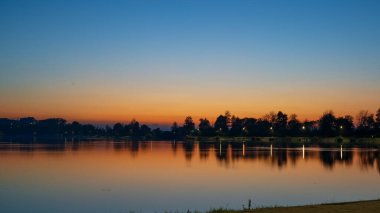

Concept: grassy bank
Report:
left=208, top=199, right=380, bottom=213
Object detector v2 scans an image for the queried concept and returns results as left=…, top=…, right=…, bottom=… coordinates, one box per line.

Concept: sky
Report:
left=1, top=0, right=380, bottom=126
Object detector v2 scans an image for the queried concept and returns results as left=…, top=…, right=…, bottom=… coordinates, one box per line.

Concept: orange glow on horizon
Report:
left=1, top=79, right=379, bottom=125
left=1, top=105, right=378, bottom=126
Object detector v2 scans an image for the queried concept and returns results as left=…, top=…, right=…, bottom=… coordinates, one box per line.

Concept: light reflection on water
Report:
left=0, top=140, right=380, bottom=213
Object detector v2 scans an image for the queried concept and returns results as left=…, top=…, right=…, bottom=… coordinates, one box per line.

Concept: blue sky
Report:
left=1, top=0, right=380, bottom=123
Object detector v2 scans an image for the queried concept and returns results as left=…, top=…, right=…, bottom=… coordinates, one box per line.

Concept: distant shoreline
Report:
left=1, top=135, right=380, bottom=147
left=192, top=136, right=380, bottom=147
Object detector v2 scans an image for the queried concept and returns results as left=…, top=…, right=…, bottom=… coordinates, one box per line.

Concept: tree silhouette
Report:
left=183, top=116, right=195, bottom=136
left=199, top=118, right=214, bottom=136
left=129, top=119, right=140, bottom=136
left=376, top=108, right=380, bottom=128
left=263, top=111, right=276, bottom=125
left=230, top=116, right=243, bottom=136
left=287, top=114, right=301, bottom=136
left=256, top=118, right=272, bottom=137
left=140, top=124, right=151, bottom=137
left=376, top=108, right=380, bottom=137
left=242, top=118, right=257, bottom=136
left=214, top=115, right=229, bottom=135
left=274, top=111, right=288, bottom=136
left=171, top=122, right=179, bottom=136
left=113, top=123, right=124, bottom=136
left=357, top=110, right=375, bottom=137
left=303, top=120, right=318, bottom=137
left=1, top=108, right=380, bottom=139
left=224, top=111, right=232, bottom=128
left=335, top=115, right=354, bottom=136
left=319, top=111, right=337, bottom=137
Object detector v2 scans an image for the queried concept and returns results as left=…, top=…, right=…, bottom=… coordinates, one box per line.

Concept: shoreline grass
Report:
left=206, top=199, right=380, bottom=213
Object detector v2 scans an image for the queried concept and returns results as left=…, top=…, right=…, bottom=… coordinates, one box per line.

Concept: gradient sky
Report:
left=1, top=0, right=380, bottom=125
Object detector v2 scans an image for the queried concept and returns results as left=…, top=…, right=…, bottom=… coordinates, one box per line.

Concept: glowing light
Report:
left=270, top=144, right=273, bottom=157
left=302, top=145, right=305, bottom=159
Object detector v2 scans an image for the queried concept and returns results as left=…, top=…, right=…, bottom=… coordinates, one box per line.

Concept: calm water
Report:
left=1, top=140, right=380, bottom=213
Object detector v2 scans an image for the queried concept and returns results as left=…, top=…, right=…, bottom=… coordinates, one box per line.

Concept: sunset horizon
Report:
left=1, top=1, right=379, bottom=126
left=1, top=0, right=380, bottom=212
left=1, top=107, right=380, bottom=127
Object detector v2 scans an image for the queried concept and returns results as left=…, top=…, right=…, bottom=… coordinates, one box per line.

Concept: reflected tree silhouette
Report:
left=130, top=141, right=139, bottom=156
left=199, top=142, right=211, bottom=160
left=288, top=148, right=302, bottom=165
left=274, top=148, right=288, bottom=168
left=359, top=150, right=377, bottom=170
left=182, top=141, right=195, bottom=161
left=319, top=150, right=343, bottom=169
left=215, top=142, right=229, bottom=165
left=140, top=141, right=149, bottom=151
left=1, top=141, right=380, bottom=174
left=171, top=140, right=178, bottom=155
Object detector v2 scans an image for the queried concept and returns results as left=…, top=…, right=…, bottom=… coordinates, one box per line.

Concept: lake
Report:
left=0, top=140, right=380, bottom=213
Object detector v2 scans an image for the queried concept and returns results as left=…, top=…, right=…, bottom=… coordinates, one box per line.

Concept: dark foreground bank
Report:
left=208, top=199, right=380, bottom=213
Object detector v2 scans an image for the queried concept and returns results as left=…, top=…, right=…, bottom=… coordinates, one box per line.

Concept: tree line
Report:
left=172, top=109, right=380, bottom=138
left=0, top=108, right=379, bottom=139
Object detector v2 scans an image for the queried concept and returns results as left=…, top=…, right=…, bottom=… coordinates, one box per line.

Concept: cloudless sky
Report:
left=1, top=0, right=380, bottom=125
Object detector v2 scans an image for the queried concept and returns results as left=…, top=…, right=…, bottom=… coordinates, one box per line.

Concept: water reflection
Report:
left=1, top=140, right=380, bottom=174
left=182, top=142, right=195, bottom=161
left=359, top=150, right=380, bottom=172
left=1, top=140, right=380, bottom=212
left=199, top=142, right=211, bottom=160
